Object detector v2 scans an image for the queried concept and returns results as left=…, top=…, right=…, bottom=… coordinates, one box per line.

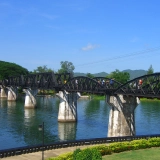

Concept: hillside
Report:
left=73, top=72, right=86, bottom=77
left=74, top=69, right=147, bottom=80
left=74, top=72, right=108, bottom=77
left=123, top=69, right=147, bottom=80
left=0, top=61, right=29, bottom=79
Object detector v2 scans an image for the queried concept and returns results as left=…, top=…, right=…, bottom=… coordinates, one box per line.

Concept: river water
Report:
left=0, top=96, right=160, bottom=150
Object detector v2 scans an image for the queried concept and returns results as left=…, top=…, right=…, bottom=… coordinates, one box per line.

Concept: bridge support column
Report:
left=106, top=95, right=139, bottom=137
left=0, top=88, right=7, bottom=98
left=23, top=88, right=38, bottom=108
left=7, top=86, right=18, bottom=101
left=56, top=91, right=81, bottom=122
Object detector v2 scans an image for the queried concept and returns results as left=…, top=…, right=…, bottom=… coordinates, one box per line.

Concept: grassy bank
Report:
left=102, top=147, right=160, bottom=160
left=91, top=95, right=105, bottom=100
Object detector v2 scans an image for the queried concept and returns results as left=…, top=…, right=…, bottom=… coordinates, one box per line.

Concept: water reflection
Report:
left=24, top=108, right=35, bottom=122
left=84, top=100, right=100, bottom=117
left=135, top=100, right=160, bottom=135
left=1, top=97, right=160, bottom=150
left=0, top=98, right=7, bottom=107
left=77, top=99, right=109, bottom=139
left=58, top=122, right=77, bottom=141
left=7, top=101, right=16, bottom=108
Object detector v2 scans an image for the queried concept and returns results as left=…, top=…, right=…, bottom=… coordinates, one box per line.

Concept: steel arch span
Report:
left=114, top=72, right=160, bottom=99
left=1, top=72, right=160, bottom=99
left=62, top=76, right=106, bottom=94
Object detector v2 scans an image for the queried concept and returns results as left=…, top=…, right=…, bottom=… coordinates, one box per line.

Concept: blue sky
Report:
left=0, top=0, right=160, bottom=74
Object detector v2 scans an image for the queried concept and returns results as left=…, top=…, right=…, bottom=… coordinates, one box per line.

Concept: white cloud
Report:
left=81, top=43, right=100, bottom=51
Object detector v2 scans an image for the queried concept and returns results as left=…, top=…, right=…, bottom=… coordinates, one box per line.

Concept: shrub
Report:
left=100, top=148, right=112, bottom=156
left=91, top=148, right=102, bottom=160
left=47, top=137, right=160, bottom=160
left=74, top=148, right=102, bottom=160
left=148, top=137, right=160, bottom=147
left=76, top=148, right=92, bottom=160
left=73, top=148, right=81, bottom=160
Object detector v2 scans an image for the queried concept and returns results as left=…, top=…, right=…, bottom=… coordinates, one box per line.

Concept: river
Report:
left=0, top=96, right=160, bottom=150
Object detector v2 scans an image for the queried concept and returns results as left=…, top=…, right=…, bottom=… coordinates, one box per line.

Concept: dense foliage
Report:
left=0, top=61, right=29, bottom=79
left=147, top=65, right=154, bottom=75
left=73, top=148, right=102, bottom=160
left=33, top=65, right=53, bottom=73
left=58, top=61, right=75, bottom=74
left=86, top=73, right=94, bottom=78
left=107, top=69, right=130, bottom=84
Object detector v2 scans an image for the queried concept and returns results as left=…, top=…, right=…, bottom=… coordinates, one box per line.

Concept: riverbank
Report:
left=4, top=135, right=159, bottom=160
left=2, top=144, right=101, bottom=160
left=2, top=144, right=160, bottom=160
left=140, top=98, right=160, bottom=101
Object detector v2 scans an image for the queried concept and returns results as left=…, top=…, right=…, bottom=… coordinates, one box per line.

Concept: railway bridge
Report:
left=1, top=72, right=160, bottom=137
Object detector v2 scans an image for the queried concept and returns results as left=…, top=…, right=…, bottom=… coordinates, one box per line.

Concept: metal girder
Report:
left=2, top=72, right=160, bottom=98
left=114, top=72, right=160, bottom=98
left=2, top=72, right=72, bottom=90
left=62, top=76, right=105, bottom=94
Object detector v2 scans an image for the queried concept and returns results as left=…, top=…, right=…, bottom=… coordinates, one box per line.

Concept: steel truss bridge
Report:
left=1, top=72, right=160, bottom=99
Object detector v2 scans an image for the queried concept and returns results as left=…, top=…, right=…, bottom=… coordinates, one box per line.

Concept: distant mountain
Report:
left=74, top=69, right=147, bottom=80
left=74, top=72, right=108, bottom=77
left=123, top=69, right=147, bottom=80
left=74, top=72, right=86, bottom=77
left=93, top=72, right=109, bottom=77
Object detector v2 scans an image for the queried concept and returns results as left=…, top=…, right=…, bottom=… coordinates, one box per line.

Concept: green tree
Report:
left=33, top=65, right=53, bottom=73
left=58, top=61, right=75, bottom=74
left=86, top=73, right=94, bottom=78
left=107, top=69, right=130, bottom=84
left=0, top=61, right=29, bottom=80
left=147, top=65, right=154, bottom=75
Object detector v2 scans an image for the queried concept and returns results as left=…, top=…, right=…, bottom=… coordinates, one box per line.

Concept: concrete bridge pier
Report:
left=7, top=86, right=18, bottom=101
left=0, top=87, right=8, bottom=98
left=23, top=88, right=38, bottom=108
left=56, top=91, right=81, bottom=122
left=106, top=95, right=140, bottom=137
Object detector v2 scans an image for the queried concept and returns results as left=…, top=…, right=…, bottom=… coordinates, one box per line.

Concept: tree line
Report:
left=0, top=60, right=154, bottom=84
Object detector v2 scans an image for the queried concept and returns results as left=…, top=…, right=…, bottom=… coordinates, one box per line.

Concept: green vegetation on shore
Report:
left=38, top=90, right=55, bottom=95
left=80, top=93, right=105, bottom=100
left=140, top=98, right=160, bottom=101
left=92, top=95, right=105, bottom=100
left=47, top=137, right=160, bottom=160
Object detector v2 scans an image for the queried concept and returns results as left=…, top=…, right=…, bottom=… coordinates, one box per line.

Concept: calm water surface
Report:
left=0, top=96, right=160, bottom=150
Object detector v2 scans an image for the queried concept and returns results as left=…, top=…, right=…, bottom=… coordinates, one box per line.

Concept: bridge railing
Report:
left=1, top=134, right=160, bottom=158
left=93, top=77, right=122, bottom=89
